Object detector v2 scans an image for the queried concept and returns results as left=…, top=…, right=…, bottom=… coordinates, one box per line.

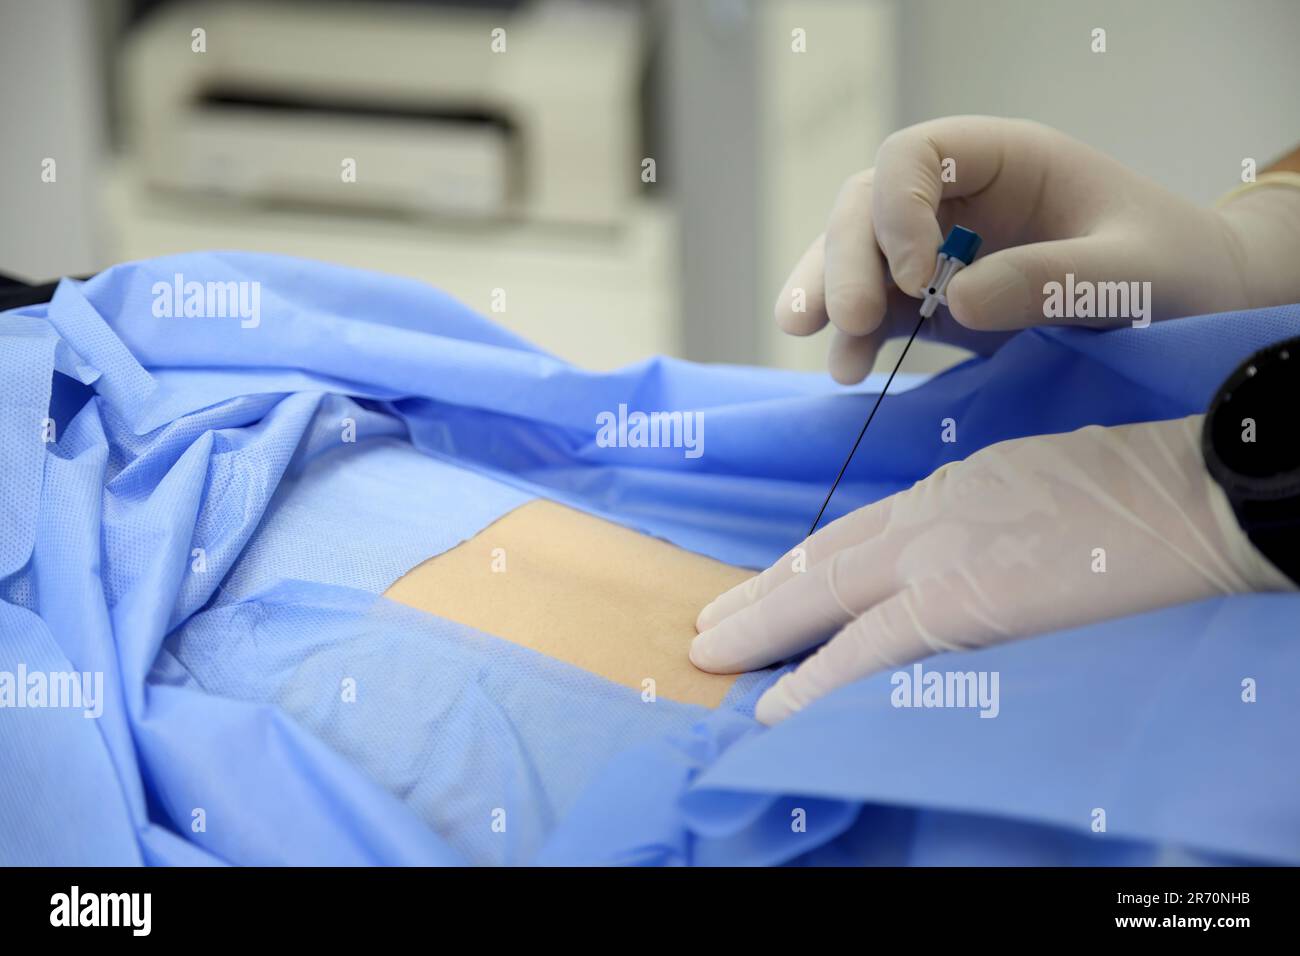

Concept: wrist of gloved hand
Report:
left=1217, top=185, right=1300, bottom=309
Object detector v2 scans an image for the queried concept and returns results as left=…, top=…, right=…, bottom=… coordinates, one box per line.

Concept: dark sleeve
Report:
left=1202, top=335, right=1300, bottom=586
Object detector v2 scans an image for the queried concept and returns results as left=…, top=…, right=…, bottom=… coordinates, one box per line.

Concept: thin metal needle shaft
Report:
left=807, top=312, right=927, bottom=537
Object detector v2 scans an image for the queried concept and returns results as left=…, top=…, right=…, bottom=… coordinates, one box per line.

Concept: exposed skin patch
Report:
left=384, top=499, right=754, bottom=707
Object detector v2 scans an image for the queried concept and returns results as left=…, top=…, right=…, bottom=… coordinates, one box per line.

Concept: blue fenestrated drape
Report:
left=2, top=251, right=1297, bottom=865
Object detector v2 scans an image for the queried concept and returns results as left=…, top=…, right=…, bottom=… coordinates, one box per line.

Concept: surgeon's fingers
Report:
left=696, top=495, right=894, bottom=634
left=750, top=581, right=928, bottom=725
left=826, top=276, right=996, bottom=383
left=775, top=234, right=830, bottom=336
left=945, top=234, right=1132, bottom=331
left=827, top=326, right=884, bottom=385
left=871, top=116, right=1016, bottom=297
left=823, top=169, right=890, bottom=337
left=753, top=566, right=1006, bottom=725
left=691, top=529, right=898, bottom=674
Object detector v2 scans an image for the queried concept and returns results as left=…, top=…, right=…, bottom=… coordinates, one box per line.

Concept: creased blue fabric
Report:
left=2, top=251, right=1297, bottom=866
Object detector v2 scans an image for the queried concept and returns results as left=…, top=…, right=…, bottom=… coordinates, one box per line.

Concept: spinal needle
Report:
left=807, top=226, right=983, bottom=537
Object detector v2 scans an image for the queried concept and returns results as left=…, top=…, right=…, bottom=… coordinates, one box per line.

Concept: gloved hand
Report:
left=691, top=416, right=1295, bottom=725
left=778, top=115, right=1300, bottom=383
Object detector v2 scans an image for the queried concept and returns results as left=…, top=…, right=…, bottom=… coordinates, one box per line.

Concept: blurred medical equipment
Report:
left=122, top=1, right=641, bottom=224
left=106, top=0, right=673, bottom=369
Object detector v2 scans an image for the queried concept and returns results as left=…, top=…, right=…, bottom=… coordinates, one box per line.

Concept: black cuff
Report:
left=1201, top=336, right=1300, bottom=586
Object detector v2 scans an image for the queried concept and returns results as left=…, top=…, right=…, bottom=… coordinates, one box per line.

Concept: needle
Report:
left=806, top=226, right=983, bottom=537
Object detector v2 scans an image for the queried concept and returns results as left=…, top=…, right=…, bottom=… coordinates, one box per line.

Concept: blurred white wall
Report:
left=758, top=0, right=898, bottom=375
left=0, top=0, right=107, bottom=279
left=897, top=0, right=1300, bottom=205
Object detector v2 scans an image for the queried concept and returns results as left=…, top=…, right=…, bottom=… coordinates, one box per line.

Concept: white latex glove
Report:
left=778, top=115, right=1300, bottom=383
left=691, top=416, right=1294, bottom=725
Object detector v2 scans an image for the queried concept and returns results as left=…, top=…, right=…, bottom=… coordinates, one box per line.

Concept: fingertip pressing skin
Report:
left=688, top=615, right=744, bottom=673
left=692, top=531, right=908, bottom=676
left=694, top=594, right=727, bottom=634
left=690, top=617, right=760, bottom=673
left=687, top=632, right=717, bottom=671
left=694, top=498, right=895, bottom=640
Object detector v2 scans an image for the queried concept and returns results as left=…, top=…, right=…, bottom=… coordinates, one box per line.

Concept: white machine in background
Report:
left=122, top=0, right=642, bottom=224
left=108, top=0, right=675, bottom=369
